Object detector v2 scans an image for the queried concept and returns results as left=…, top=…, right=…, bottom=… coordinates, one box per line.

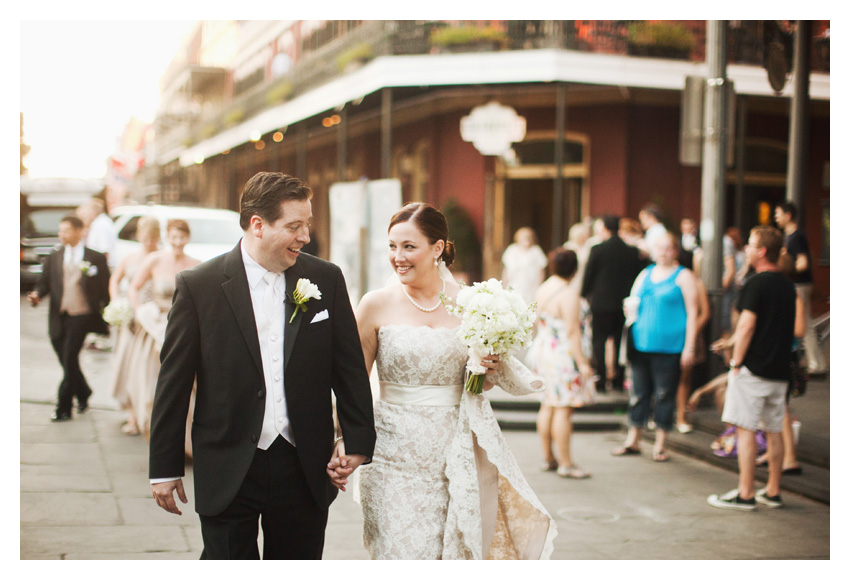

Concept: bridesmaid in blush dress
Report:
left=127, top=219, right=200, bottom=453
left=108, top=216, right=161, bottom=435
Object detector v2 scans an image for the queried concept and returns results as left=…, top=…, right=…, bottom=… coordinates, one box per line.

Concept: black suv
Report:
left=20, top=177, right=103, bottom=290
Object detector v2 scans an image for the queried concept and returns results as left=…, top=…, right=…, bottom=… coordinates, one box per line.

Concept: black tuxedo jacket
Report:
left=148, top=244, right=376, bottom=517
left=35, top=246, right=110, bottom=340
left=581, top=236, right=645, bottom=314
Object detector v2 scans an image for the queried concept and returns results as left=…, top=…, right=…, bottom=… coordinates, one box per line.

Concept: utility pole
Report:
left=787, top=21, right=811, bottom=215
left=700, top=20, right=729, bottom=377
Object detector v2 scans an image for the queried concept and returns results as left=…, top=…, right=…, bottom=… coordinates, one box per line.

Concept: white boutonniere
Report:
left=79, top=260, right=98, bottom=277
left=289, top=278, right=322, bottom=324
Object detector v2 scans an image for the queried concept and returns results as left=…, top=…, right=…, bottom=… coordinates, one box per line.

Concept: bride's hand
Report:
left=482, top=355, right=500, bottom=391
left=327, top=439, right=352, bottom=491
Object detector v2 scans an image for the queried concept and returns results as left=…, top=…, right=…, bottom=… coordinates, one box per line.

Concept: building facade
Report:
left=148, top=20, right=830, bottom=312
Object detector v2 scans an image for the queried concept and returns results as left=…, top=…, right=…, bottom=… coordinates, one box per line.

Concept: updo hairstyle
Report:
left=388, top=202, right=456, bottom=268
left=548, top=247, right=578, bottom=280
left=136, top=216, right=161, bottom=241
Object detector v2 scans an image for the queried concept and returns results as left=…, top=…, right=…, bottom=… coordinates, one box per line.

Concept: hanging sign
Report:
left=460, top=101, right=526, bottom=156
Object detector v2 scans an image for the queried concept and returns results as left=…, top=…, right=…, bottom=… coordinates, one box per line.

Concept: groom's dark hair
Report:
left=239, top=172, right=313, bottom=230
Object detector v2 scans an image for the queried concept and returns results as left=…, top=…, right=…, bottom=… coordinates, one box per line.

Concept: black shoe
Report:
left=50, top=411, right=72, bottom=422
left=755, top=488, right=783, bottom=508
left=77, top=400, right=89, bottom=413
left=707, top=489, right=756, bottom=511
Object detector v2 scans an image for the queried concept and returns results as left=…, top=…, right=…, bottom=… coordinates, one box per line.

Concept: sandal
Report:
left=653, top=449, right=670, bottom=462
left=539, top=460, right=558, bottom=472
left=611, top=446, right=641, bottom=456
left=121, top=423, right=140, bottom=435
left=557, top=465, right=591, bottom=479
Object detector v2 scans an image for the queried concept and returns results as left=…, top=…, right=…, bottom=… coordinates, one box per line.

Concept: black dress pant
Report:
left=199, top=436, right=329, bottom=560
left=591, top=309, right=626, bottom=391
left=49, top=313, right=94, bottom=415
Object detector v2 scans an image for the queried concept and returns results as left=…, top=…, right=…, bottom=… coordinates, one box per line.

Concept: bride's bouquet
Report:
left=102, top=299, right=134, bottom=326
left=443, top=279, right=537, bottom=395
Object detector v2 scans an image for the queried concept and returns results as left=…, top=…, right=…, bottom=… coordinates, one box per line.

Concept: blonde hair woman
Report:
left=108, top=216, right=161, bottom=434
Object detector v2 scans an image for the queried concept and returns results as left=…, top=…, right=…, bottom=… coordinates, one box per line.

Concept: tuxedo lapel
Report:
left=221, top=246, right=264, bottom=377
left=283, top=260, right=306, bottom=371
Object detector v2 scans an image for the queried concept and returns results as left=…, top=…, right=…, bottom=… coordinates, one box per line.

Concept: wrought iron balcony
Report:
left=171, top=20, right=829, bottom=151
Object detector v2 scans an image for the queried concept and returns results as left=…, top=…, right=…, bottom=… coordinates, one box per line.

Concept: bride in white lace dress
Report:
left=333, top=203, right=556, bottom=559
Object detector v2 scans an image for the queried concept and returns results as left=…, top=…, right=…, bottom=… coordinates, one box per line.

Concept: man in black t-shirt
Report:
left=775, top=202, right=825, bottom=373
left=708, top=226, right=796, bottom=511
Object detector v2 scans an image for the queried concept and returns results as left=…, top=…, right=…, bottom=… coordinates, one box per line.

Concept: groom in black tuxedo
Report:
left=149, top=172, right=375, bottom=559
left=28, top=215, right=110, bottom=421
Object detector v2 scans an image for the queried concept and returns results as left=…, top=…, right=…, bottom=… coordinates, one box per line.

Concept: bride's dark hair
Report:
left=388, top=203, right=456, bottom=268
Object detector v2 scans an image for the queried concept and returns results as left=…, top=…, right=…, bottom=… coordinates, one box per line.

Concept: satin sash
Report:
left=380, top=381, right=463, bottom=406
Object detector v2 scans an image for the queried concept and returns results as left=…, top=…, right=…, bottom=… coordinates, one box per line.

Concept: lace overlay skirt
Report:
left=359, top=399, right=459, bottom=559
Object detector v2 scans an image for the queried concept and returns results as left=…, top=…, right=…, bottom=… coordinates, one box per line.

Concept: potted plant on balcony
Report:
left=627, top=21, right=694, bottom=59
left=266, top=80, right=294, bottom=106
left=223, top=107, right=245, bottom=127
left=429, top=25, right=510, bottom=54
left=336, top=42, right=374, bottom=73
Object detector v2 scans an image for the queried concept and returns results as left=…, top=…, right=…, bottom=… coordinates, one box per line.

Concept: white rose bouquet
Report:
left=102, top=298, right=134, bottom=326
left=443, top=278, right=537, bottom=395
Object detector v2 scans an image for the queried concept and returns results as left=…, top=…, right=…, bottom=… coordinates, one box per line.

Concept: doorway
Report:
left=729, top=184, right=786, bottom=235
left=505, top=177, right=583, bottom=254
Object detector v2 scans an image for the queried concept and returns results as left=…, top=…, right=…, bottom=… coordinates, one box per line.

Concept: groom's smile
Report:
left=255, top=198, right=313, bottom=272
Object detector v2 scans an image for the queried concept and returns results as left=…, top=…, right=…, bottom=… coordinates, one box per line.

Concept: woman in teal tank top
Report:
left=612, top=232, right=699, bottom=462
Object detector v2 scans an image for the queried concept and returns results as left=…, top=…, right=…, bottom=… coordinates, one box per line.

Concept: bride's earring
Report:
left=434, top=256, right=440, bottom=268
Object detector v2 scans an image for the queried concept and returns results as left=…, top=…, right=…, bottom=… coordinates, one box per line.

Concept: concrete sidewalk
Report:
left=21, top=399, right=830, bottom=560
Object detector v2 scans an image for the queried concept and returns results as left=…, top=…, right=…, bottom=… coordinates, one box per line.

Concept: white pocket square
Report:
left=311, top=309, right=329, bottom=323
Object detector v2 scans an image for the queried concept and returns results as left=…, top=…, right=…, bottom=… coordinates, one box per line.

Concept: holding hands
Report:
left=326, top=438, right=368, bottom=492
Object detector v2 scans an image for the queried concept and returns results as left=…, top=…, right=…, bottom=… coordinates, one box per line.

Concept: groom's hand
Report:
left=152, top=479, right=188, bottom=515
left=327, top=440, right=367, bottom=492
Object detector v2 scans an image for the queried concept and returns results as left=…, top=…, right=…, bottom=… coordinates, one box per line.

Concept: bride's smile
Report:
left=387, top=221, right=443, bottom=286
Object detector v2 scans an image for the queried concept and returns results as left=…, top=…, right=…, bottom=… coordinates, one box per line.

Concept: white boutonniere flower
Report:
left=79, top=260, right=98, bottom=277
left=289, top=278, right=322, bottom=324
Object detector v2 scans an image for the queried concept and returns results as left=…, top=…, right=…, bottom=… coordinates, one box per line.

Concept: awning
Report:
left=176, top=49, right=830, bottom=167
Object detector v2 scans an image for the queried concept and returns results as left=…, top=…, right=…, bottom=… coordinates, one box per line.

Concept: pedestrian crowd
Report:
left=504, top=201, right=822, bottom=512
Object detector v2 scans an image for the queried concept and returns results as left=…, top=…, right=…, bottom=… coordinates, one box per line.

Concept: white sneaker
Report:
left=707, top=489, right=756, bottom=511
left=755, top=488, right=783, bottom=508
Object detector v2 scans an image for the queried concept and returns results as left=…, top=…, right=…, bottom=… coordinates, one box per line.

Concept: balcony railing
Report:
left=171, top=20, right=829, bottom=150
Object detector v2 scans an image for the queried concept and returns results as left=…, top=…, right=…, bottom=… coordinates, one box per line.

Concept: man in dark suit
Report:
left=28, top=215, right=110, bottom=421
left=581, top=215, right=644, bottom=392
left=148, top=172, right=376, bottom=559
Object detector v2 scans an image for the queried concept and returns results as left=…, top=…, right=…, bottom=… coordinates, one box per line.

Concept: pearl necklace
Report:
left=402, top=277, right=446, bottom=313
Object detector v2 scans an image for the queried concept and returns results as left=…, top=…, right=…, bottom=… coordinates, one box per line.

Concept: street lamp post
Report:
left=700, top=20, right=729, bottom=378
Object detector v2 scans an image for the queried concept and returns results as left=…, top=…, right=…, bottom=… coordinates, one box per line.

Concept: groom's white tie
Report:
left=263, top=271, right=284, bottom=321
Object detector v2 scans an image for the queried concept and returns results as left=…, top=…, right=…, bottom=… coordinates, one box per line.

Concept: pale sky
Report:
left=20, top=20, right=196, bottom=179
